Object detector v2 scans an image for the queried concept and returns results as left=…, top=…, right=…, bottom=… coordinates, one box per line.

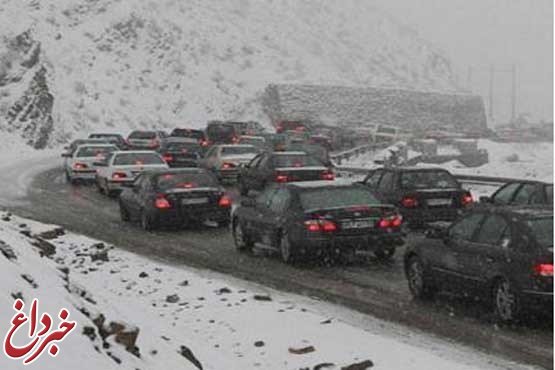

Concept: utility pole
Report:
left=510, top=64, right=517, bottom=123
left=488, top=64, right=495, bottom=122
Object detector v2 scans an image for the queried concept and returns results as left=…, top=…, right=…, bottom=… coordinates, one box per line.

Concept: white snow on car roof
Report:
left=273, top=151, right=307, bottom=155
left=219, top=144, right=255, bottom=148
left=275, top=166, right=327, bottom=171
left=288, top=179, right=355, bottom=188
left=75, top=144, right=118, bottom=148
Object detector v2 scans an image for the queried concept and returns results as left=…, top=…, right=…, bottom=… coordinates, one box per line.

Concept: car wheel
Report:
left=406, top=256, right=435, bottom=300
left=279, top=232, right=297, bottom=264
left=493, top=278, right=519, bottom=322
left=233, top=220, right=253, bottom=252
left=374, top=247, right=395, bottom=260
left=140, top=210, right=156, bottom=231
left=119, top=202, right=130, bottom=222
left=96, top=177, right=104, bottom=194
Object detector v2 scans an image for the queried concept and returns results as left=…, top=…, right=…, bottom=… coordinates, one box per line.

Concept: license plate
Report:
left=181, top=197, right=208, bottom=205
left=341, top=218, right=375, bottom=229
left=427, top=198, right=452, bottom=206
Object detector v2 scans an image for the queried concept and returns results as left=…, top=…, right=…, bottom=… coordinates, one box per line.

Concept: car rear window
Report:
left=155, top=172, right=218, bottom=190
left=300, top=187, right=380, bottom=211
left=207, top=125, right=235, bottom=137
left=129, top=131, right=156, bottom=139
left=165, top=142, right=201, bottom=152
left=400, top=170, right=459, bottom=189
left=90, top=134, right=120, bottom=140
left=221, top=146, right=256, bottom=156
left=113, top=153, right=164, bottom=165
left=273, top=154, right=322, bottom=168
left=526, top=217, right=553, bottom=250
left=76, top=146, right=116, bottom=158
left=171, top=129, right=204, bottom=139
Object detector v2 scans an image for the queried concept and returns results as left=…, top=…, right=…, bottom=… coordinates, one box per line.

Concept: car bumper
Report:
left=151, top=207, right=231, bottom=225
left=217, top=169, right=240, bottom=183
left=520, top=289, right=554, bottom=308
left=70, top=170, right=97, bottom=180
left=297, top=232, right=404, bottom=253
left=106, top=179, right=134, bottom=192
left=401, top=208, right=462, bottom=226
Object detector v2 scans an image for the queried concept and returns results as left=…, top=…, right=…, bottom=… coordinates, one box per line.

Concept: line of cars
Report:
left=61, top=125, right=553, bottom=323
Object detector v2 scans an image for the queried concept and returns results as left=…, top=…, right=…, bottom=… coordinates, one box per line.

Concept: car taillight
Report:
left=155, top=194, right=171, bottom=209
left=149, top=139, right=160, bottom=148
left=461, top=192, right=474, bottom=206
left=533, top=263, right=554, bottom=277
left=320, top=170, right=335, bottom=181
left=275, top=173, right=289, bottom=183
left=221, top=162, right=236, bottom=169
left=112, top=172, right=127, bottom=180
left=73, top=162, right=88, bottom=170
left=304, top=219, right=337, bottom=232
left=218, top=195, right=232, bottom=208
left=401, top=196, right=419, bottom=208
left=231, top=136, right=239, bottom=144
left=162, top=154, right=173, bottom=162
left=377, top=214, right=403, bottom=229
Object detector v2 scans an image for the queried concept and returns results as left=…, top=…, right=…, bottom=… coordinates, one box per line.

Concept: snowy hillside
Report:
left=0, top=0, right=458, bottom=148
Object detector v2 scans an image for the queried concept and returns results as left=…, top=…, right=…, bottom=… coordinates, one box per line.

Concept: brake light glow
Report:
left=149, top=139, right=160, bottom=148
left=401, top=196, right=418, bottom=208
left=200, top=139, right=210, bottom=147
left=112, top=172, right=127, bottom=180
left=221, top=162, right=236, bottom=169
left=320, top=170, right=335, bottom=181
left=533, top=263, right=554, bottom=277
left=162, top=154, right=173, bottom=162
left=73, top=162, right=88, bottom=170
left=304, top=219, right=337, bottom=232
left=461, top=192, right=474, bottom=206
left=275, top=173, right=289, bottom=183
left=180, top=182, right=195, bottom=188
left=155, top=195, right=171, bottom=209
left=378, top=214, right=403, bottom=229
left=218, top=195, right=232, bottom=207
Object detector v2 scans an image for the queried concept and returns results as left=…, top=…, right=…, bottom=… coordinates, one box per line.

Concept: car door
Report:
left=258, top=188, right=291, bottom=247
left=244, top=186, right=278, bottom=242
left=242, top=154, right=263, bottom=189
left=511, top=183, right=538, bottom=205
left=362, top=169, right=383, bottom=190
left=490, top=182, right=521, bottom=205
left=457, top=214, right=512, bottom=292
left=201, top=147, right=218, bottom=170
left=125, top=175, right=146, bottom=216
left=434, top=213, right=485, bottom=289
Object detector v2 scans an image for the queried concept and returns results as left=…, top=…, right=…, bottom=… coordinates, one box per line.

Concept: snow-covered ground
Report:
left=0, top=212, right=539, bottom=370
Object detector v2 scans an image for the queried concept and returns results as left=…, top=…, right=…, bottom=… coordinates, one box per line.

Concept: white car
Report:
left=95, top=151, right=168, bottom=196
left=199, top=144, right=258, bottom=183
left=63, top=144, right=119, bottom=184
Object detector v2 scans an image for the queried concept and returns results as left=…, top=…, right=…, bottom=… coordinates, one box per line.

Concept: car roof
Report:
left=272, top=151, right=307, bottom=156
left=142, top=168, right=208, bottom=178
left=89, top=133, right=123, bottom=137
left=163, top=137, right=199, bottom=144
left=285, top=179, right=357, bottom=190
left=75, top=144, right=118, bottom=149
left=375, top=166, right=450, bottom=172
left=113, top=150, right=159, bottom=155
left=172, top=128, right=203, bottom=132
left=482, top=205, right=553, bottom=220
left=505, top=180, right=552, bottom=186
left=240, top=135, right=264, bottom=139
left=218, top=144, right=255, bottom=148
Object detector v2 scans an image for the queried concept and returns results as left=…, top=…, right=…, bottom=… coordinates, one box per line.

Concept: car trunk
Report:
left=128, top=138, right=158, bottom=148
left=403, top=188, right=466, bottom=209
left=164, top=188, right=224, bottom=215
left=305, top=205, right=394, bottom=236
left=275, top=166, right=329, bottom=182
left=114, top=164, right=167, bottom=179
left=163, top=149, right=199, bottom=167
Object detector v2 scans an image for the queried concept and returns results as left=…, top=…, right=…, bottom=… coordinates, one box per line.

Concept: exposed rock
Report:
left=314, top=363, right=335, bottom=370
left=31, top=238, right=56, bottom=257
left=178, top=280, right=189, bottom=286
left=82, top=326, right=97, bottom=341
left=179, top=345, right=203, bottom=370
left=139, top=271, right=149, bottom=278
left=217, top=287, right=232, bottom=294
left=288, top=345, right=315, bottom=355
left=254, top=341, right=265, bottom=347
left=21, top=274, right=38, bottom=288
left=341, top=360, right=374, bottom=370
left=91, top=250, right=109, bottom=262
left=0, top=240, right=17, bottom=261
left=253, top=294, right=272, bottom=302
left=36, top=227, right=65, bottom=240
left=166, top=294, right=180, bottom=303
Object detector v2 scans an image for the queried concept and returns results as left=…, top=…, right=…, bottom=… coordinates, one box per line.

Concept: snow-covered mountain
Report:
left=0, top=0, right=459, bottom=148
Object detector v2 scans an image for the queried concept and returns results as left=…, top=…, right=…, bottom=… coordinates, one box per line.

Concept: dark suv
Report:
left=170, top=128, right=209, bottom=148
left=206, top=121, right=238, bottom=145
left=404, top=206, right=553, bottom=322
left=480, top=180, right=553, bottom=207
left=360, top=167, right=473, bottom=227
left=231, top=181, right=404, bottom=263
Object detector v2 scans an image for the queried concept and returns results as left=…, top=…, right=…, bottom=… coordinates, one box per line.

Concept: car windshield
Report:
left=527, top=217, right=554, bottom=250
left=171, top=129, right=204, bottom=139
left=129, top=131, right=156, bottom=139
left=165, top=142, right=201, bottom=153
left=155, top=172, right=218, bottom=190
left=76, top=146, right=116, bottom=158
left=400, top=170, right=459, bottom=189
left=273, top=154, right=322, bottom=168
left=300, top=187, right=381, bottom=211
left=221, top=146, right=256, bottom=156
left=113, top=153, right=164, bottom=165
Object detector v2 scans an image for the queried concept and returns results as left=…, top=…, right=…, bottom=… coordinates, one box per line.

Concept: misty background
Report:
left=373, top=0, right=553, bottom=125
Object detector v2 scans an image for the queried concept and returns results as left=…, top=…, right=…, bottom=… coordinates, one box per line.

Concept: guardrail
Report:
left=330, top=142, right=389, bottom=164
left=334, top=165, right=522, bottom=187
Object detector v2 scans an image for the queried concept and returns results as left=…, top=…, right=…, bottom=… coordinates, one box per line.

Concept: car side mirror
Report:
left=240, top=198, right=256, bottom=207
left=479, top=196, right=492, bottom=203
left=61, top=153, right=71, bottom=158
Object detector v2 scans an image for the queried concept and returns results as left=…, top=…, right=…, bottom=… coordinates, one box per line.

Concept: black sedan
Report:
left=237, top=151, right=334, bottom=196
left=89, top=133, right=128, bottom=150
left=119, top=169, right=231, bottom=230
left=158, top=138, right=203, bottom=168
left=360, top=167, right=473, bottom=228
left=231, top=181, right=404, bottom=263
left=480, top=180, right=553, bottom=206
left=404, top=206, right=553, bottom=322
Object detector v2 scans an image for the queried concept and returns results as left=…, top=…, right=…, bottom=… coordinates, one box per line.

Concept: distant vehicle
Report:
left=404, top=206, right=553, bottom=322
left=237, top=135, right=267, bottom=151
left=63, top=138, right=110, bottom=157
left=199, top=144, right=258, bottom=183
left=237, top=151, right=334, bottom=196
left=205, top=121, right=239, bottom=145
left=119, top=168, right=231, bottom=230
left=308, top=134, right=333, bottom=151
left=169, top=128, right=209, bottom=148
left=275, top=120, right=309, bottom=134
left=286, top=142, right=331, bottom=167
left=225, top=121, right=266, bottom=136
left=126, top=130, right=167, bottom=150
left=64, top=144, right=118, bottom=184
left=360, top=167, right=473, bottom=228
left=94, top=151, right=168, bottom=197
left=480, top=181, right=553, bottom=207
left=232, top=181, right=404, bottom=263
left=158, top=138, right=203, bottom=168
left=88, top=133, right=128, bottom=150
left=261, top=133, right=287, bottom=151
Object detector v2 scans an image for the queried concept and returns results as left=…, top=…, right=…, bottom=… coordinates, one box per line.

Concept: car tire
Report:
left=279, top=231, right=297, bottom=264
left=140, top=210, right=156, bottom=231
left=406, top=255, right=435, bottom=300
left=119, top=202, right=130, bottom=222
left=96, top=177, right=104, bottom=194
left=493, top=278, right=520, bottom=323
left=233, top=220, right=253, bottom=252
left=374, top=247, right=395, bottom=260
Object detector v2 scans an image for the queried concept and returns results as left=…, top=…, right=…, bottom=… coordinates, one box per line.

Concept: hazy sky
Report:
left=372, top=0, right=553, bottom=124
